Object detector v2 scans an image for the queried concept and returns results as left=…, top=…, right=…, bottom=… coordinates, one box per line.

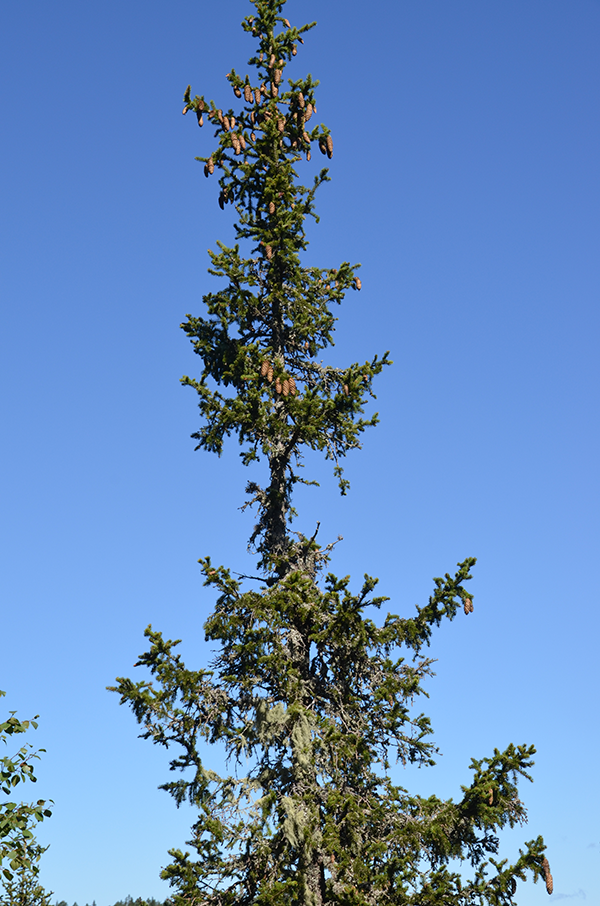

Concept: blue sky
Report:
left=1, top=0, right=598, bottom=903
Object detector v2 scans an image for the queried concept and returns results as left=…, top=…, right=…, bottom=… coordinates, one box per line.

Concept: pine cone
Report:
left=354, top=277, right=361, bottom=291
left=343, top=384, right=349, bottom=396
left=260, top=361, right=269, bottom=377
left=488, top=788, right=493, bottom=805
left=271, top=83, right=278, bottom=97
left=244, top=84, right=252, bottom=103
left=197, top=113, right=204, bottom=127
left=223, top=116, right=230, bottom=131
left=232, top=138, right=241, bottom=155
left=234, top=86, right=241, bottom=98
left=275, top=380, right=282, bottom=394
left=302, top=131, right=310, bottom=144
left=326, top=134, right=333, bottom=158
left=182, top=106, right=189, bottom=115
left=277, top=118, right=285, bottom=133
left=319, top=139, right=327, bottom=155
left=208, top=157, right=215, bottom=174
left=542, top=858, right=553, bottom=895
left=304, top=103, right=313, bottom=121
left=289, top=377, right=297, bottom=395
left=283, top=18, right=290, bottom=27
left=254, top=88, right=261, bottom=105
left=217, top=109, right=223, bottom=122
left=266, top=245, right=273, bottom=259
left=197, top=98, right=205, bottom=112
left=239, top=133, right=246, bottom=151
left=307, top=150, right=311, bottom=161
left=268, top=201, right=275, bottom=214
left=292, top=45, right=297, bottom=55
left=282, top=379, right=290, bottom=396
left=231, top=116, right=236, bottom=129
left=267, top=365, right=274, bottom=382
left=298, top=91, right=305, bottom=108
left=274, top=69, right=282, bottom=85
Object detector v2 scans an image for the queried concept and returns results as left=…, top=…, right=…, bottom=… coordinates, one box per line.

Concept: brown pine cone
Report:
left=234, top=87, right=241, bottom=98
left=307, top=150, right=311, bottom=161
left=283, top=18, right=290, bottom=27
left=266, top=245, right=273, bottom=259
left=267, top=365, right=274, bottom=383
left=274, top=69, right=282, bottom=85
left=254, top=88, right=261, bottom=105
left=292, top=45, right=297, bottom=56
left=197, top=114, right=204, bottom=127
left=488, top=788, right=493, bottom=805
left=182, top=106, right=188, bottom=115
left=208, top=157, right=215, bottom=174
left=277, top=118, right=285, bottom=133
left=268, top=201, right=275, bottom=214
left=326, top=134, right=333, bottom=158
left=223, top=115, right=230, bottom=131
left=343, top=384, right=349, bottom=396
left=244, top=84, right=252, bottom=103
left=269, top=53, right=276, bottom=68
left=319, top=139, right=327, bottom=155
left=271, top=83, right=278, bottom=97
left=239, top=133, right=246, bottom=151
left=275, top=380, right=282, bottom=394
left=289, top=377, right=297, bottom=395
left=282, top=379, right=290, bottom=396
left=304, top=103, right=313, bottom=121
left=298, top=92, right=305, bottom=108
left=217, top=109, right=223, bottom=122
left=260, top=360, right=269, bottom=377
left=355, top=277, right=362, bottom=290
left=197, top=98, right=205, bottom=112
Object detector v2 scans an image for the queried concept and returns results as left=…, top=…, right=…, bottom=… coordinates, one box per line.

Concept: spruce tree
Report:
left=110, top=2, right=552, bottom=903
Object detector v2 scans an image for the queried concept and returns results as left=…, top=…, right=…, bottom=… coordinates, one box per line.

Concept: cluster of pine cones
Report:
left=260, top=360, right=297, bottom=396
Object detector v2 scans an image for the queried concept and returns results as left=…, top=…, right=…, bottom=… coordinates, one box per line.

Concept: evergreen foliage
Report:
left=111, top=1, right=551, bottom=904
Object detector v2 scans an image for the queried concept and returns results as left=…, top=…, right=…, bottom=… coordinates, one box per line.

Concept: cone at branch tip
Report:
left=260, top=360, right=270, bottom=377
left=326, top=134, right=333, bottom=158
left=354, top=277, right=362, bottom=290
left=283, top=17, right=290, bottom=27
left=254, top=88, right=261, bottom=105
left=289, top=377, right=297, bottom=395
left=244, top=84, right=252, bottom=103
left=292, top=44, right=297, bottom=55
left=266, top=245, right=273, bottom=259
left=542, top=858, right=553, bottom=895
left=275, top=380, right=282, bottom=394
left=267, top=365, right=274, bottom=382
left=234, top=86, right=242, bottom=98
left=268, top=201, right=276, bottom=214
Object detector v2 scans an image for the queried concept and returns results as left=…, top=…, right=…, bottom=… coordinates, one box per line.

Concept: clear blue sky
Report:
left=1, top=0, right=598, bottom=903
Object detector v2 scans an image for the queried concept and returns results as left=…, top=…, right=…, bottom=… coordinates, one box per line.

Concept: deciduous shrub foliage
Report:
left=111, top=2, right=552, bottom=904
